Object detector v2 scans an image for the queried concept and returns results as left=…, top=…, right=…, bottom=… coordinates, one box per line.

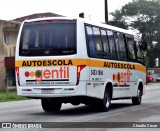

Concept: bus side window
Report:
left=117, top=33, right=127, bottom=61
left=93, top=27, right=104, bottom=58
left=107, top=30, right=117, bottom=60
left=136, top=42, right=144, bottom=64
left=114, top=33, right=121, bottom=60
left=100, top=29, right=110, bottom=59
left=86, top=26, right=96, bottom=58
left=126, top=37, right=136, bottom=61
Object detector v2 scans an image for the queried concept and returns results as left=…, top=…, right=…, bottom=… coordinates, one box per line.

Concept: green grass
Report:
left=0, top=90, right=28, bottom=102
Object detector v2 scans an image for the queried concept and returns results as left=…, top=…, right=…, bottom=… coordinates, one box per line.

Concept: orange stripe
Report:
left=15, top=59, right=146, bottom=73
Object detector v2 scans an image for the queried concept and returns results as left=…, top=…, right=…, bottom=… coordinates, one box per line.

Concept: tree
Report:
left=109, top=0, right=160, bottom=67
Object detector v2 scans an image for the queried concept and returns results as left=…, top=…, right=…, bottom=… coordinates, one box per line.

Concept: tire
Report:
left=132, top=87, right=142, bottom=105
left=41, top=99, right=62, bottom=112
left=100, top=88, right=111, bottom=112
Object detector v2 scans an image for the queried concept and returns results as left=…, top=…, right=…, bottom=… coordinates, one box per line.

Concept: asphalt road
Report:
left=0, top=83, right=160, bottom=130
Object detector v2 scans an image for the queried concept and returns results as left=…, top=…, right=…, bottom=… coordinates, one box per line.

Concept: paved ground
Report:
left=0, top=83, right=160, bottom=130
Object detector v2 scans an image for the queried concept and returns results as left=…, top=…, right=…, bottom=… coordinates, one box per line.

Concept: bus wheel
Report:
left=132, top=87, right=142, bottom=105
left=100, top=88, right=111, bottom=112
left=41, top=99, right=62, bottom=112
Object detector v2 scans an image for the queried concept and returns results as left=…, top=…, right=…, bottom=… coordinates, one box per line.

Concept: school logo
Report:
left=112, top=70, right=131, bottom=84
left=24, top=67, right=69, bottom=82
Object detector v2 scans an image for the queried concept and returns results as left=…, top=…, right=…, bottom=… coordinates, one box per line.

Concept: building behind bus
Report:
left=0, top=12, right=62, bottom=90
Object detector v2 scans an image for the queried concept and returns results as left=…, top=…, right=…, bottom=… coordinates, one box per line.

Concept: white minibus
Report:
left=15, top=17, right=146, bottom=112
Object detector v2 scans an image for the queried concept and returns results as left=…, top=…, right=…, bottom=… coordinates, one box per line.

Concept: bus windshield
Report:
left=19, top=20, right=76, bottom=56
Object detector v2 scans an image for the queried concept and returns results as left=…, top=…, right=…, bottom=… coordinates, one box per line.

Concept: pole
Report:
left=105, top=0, right=108, bottom=23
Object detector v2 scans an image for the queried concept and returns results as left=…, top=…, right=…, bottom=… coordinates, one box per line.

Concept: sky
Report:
left=0, top=0, right=132, bottom=22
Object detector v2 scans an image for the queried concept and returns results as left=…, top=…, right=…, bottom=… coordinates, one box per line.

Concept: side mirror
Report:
left=142, top=41, right=147, bottom=51
left=140, top=41, right=147, bottom=51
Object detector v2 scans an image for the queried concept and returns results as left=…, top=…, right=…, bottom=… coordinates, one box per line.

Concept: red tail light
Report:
left=16, top=67, right=20, bottom=86
left=76, top=65, right=86, bottom=85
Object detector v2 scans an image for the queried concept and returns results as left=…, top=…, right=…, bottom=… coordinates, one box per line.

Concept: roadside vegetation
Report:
left=0, top=90, right=28, bottom=102
left=109, top=0, right=160, bottom=68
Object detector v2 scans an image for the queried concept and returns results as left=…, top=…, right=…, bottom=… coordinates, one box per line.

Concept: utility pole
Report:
left=105, top=0, right=108, bottom=23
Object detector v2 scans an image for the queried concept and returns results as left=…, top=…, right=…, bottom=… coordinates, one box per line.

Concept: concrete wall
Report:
left=0, top=20, right=19, bottom=57
left=9, top=32, right=18, bottom=45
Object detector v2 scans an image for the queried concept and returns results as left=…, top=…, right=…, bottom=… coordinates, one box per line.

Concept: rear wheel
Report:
left=132, top=87, right=142, bottom=105
left=41, top=99, right=62, bottom=112
left=99, top=88, right=111, bottom=112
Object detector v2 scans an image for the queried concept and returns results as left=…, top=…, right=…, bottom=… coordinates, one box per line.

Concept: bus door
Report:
left=125, top=36, right=138, bottom=96
left=85, top=26, right=106, bottom=98
left=113, top=32, right=132, bottom=97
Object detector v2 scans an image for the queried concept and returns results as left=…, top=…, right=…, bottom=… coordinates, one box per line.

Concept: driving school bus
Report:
left=15, top=17, right=146, bottom=112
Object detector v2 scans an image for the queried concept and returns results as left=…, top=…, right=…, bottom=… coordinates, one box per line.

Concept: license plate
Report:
left=41, top=89, right=54, bottom=94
